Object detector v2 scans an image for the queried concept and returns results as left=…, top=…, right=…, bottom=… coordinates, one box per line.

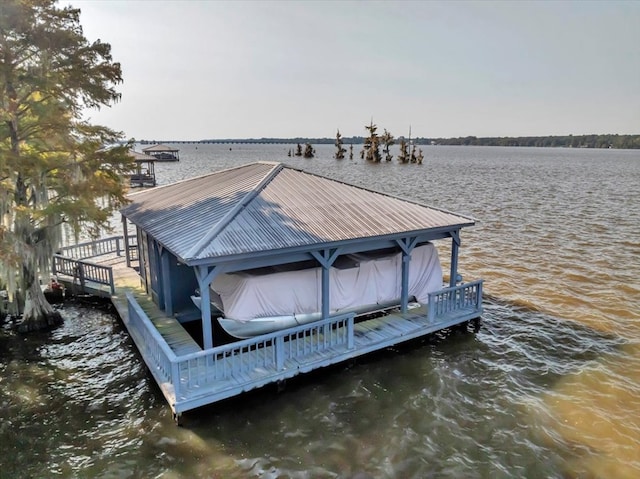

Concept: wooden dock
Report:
left=53, top=236, right=483, bottom=423
left=53, top=239, right=202, bottom=357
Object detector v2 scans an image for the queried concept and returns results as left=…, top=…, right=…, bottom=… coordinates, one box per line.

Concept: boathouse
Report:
left=141, top=143, right=180, bottom=161
left=115, top=161, right=482, bottom=420
left=127, top=150, right=157, bottom=187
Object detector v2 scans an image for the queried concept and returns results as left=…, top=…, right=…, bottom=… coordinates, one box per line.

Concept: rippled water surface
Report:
left=1, top=145, right=639, bottom=478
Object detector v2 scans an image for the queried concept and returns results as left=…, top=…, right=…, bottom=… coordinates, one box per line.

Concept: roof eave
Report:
left=183, top=222, right=474, bottom=267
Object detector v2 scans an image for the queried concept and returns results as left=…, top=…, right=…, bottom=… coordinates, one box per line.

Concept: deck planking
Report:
left=90, top=255, right=203, bottom=357
left=167, top=310, right=468, bottom=410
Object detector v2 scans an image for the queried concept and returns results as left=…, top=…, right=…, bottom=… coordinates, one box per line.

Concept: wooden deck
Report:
left=54, top=240, right=202, bottom=357
left=161, top=303, right=482, bottom=416
left=53, top=237, right=483, bottom=422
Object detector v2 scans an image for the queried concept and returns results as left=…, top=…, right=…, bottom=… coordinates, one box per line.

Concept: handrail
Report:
left=52, top=254, right=115, bottom=294
left=58, top=236, right=123, bottom=259
left=173, top=312, right=354, bottom=391
left=177, top=311, right=354, bottom=362
left=125, top=292, right=179, bottom=394
left=126, top=292, right=177, bottom=361
left=57, top=235, right=138, bottom=260
left=122, top=289, right=355, bottom=398
left=428, top=280, right=483, bottom=321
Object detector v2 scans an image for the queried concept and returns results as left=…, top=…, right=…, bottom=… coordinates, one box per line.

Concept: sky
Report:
left=70, top=0, right=640, bottom=141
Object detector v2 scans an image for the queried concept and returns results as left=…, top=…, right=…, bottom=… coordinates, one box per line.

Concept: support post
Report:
left=122, top=215, right=131, bottom=268
left=195, top=265, right=223, bottom=349
left=200, top=279, right=213, bottom=349
left=108, top=267, right=115, bottom=295
left=396, top=237, right=418, bottom=313
left=161, top=249, right=173, bottom=315
left=311, top=248, right=342, bottom=320
left=321, top=265, right=330, bottom=319
left=450, top=231, right=460, bottom=288
left=401, top=252, right=410, bottom=313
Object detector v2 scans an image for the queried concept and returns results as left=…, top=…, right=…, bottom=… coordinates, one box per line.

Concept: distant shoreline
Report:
left=139, top=134, right=640, bottom=149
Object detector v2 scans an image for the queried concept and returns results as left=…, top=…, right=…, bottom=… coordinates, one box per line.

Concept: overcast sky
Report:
left=71, top=0, right=639, bottom=141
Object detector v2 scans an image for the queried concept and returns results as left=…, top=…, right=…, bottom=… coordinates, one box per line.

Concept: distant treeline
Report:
left=432, top=134, right=640, bottom=149
left=141, top=134, right=640, bottom=149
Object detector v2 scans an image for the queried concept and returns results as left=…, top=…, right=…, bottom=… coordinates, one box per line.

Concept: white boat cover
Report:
left=210, top=243, right=442, bottom=321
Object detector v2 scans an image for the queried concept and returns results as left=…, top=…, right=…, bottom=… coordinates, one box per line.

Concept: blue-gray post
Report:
left=108, top=267, right=115, bottom=295
left=321, top=264, right=330, bottom=319
left=401, top=251, right=410, bottom=313
left=171, top=360, right=181, bottom=397
left=311, top=248, right=341, bottom=324
left=161, top=250, right=173, bottom=315
left=122, top=216, right=131, bottom=268
left=197, top=265, right=221, bottom=350
left=276, top=336, right=285, bottom=370
left=200, top=283, right=213, bottom=349
left=450, top=236, right=459, bottom=288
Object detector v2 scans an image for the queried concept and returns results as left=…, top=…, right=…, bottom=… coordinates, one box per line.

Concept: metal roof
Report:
left=121, top=162, right=475, bottom=263
left=128, top=150, right=157, bottom=162
left=142, top=144, right=179, bottom=152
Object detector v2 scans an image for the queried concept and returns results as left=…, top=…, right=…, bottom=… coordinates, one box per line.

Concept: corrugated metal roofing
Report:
left=128, top=150, right=157, bottom=162
left=142, top=144, right=179, bottom=152
left=120, top=162, right=475, bottom=263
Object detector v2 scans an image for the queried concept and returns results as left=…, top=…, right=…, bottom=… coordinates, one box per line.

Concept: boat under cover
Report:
left=192, top=243, right=442, bottom=338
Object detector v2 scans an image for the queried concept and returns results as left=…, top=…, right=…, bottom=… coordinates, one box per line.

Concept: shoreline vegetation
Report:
left=140, top=134, right=640, bottom=149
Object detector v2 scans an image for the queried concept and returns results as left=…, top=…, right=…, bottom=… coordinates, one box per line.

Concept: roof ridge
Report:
left=184, top=162, right=284, bottom=259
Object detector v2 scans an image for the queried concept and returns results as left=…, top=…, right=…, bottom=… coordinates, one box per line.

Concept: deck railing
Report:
left=174, top=312, right=354, bottom=396
left=52, top=254, right=116, bottom=295
left=125, top=292, right=176, bottom=386
left=58, top=235, right=125, bottom=259
left=125, top=292, right=354, bottom=400
left=53, top=236, right=140, bottom=294
left=427, top=280, right=483, bottom=320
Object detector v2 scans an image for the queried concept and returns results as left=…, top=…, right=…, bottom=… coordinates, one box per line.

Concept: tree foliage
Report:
left=0, top=0, right=134, bottom=331
left=430, top=134, right=640, bottom=149
left=303, top=143, right=314, bottom=158
left=201, top=134, right=640, bottom=150
left=363, top=120, right=381, bottom=162
left=381, top=128, right=394, bottom=162
left=334, top=129, right=346, bottom=159
left=397, top=137, right=409, bottom=163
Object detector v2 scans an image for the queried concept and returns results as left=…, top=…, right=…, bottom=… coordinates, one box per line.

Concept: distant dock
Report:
left=141, top=143, right=180, bottom=161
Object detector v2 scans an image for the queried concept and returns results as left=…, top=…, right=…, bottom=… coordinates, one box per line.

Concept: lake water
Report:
left=1, top=144, right=639, bottom=478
